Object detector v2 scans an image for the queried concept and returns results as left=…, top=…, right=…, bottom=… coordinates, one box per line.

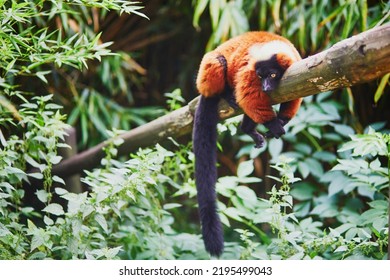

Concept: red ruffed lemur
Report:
left=193, top=31, right=302, bottom=257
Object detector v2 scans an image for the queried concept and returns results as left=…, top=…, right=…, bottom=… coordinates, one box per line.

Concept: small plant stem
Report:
left=242, top=220, right=271, bottom=245
left=301, top=130, right=322, bottom=151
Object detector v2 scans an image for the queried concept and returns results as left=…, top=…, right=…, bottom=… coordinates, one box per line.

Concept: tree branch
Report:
left=52, top=23, right=390, bottom=178
left=268, top=22, right=390, bottom=103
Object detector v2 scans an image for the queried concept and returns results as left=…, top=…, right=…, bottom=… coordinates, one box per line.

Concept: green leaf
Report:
left=43, top=215, right=54, bottom=226
left=293, top=201, right=311, bottom=217
left=223, top=207, right=243, bottom=222
left=21, top=103, right=38, bottom=109
left=54, top=187, right=68, bottom=196
left=43, top=203, right=64, bottom=216
left=304, top=158, right=324, bottom=178
left=52, top=175, right=65, bottom=185
left=31, top=232, right=44, bottom=252
left=290, top=182, right=316, bottom=201
left=328, top=174, right=347, bottom=196
left=283, top=195, right=293, bottom=207
left=209, top=0, right=223, bottom=30
left=332, top=123, right=355, bottom=137
left=35, top=189, right=49, bottom=203
left=104, top=246, right=122, bottom=259
left=28, top=172, right=44, bottom=180
left=193, top=0, right=209, bottom=29
left=372, top=217, right=387, bottom=232
left=334, top=223, right=355, bottom=235
left=297, top=161, right=310, bottom=179
left=367, top=200, right=388, bottom=210
left=313, top=151, right=337, bottom=163
left=295, top=143, right=312, bottom=155
left=357, top=185, right=375, bottom=200
left=25, top=154, right=46, bottom=170
left=38, top=94, right=54, bottom=103
left=311, top=203, right=338, bottom=218
left=21, top=207, right=34, bottom=215
left=237, top=160, right=254, bottom=178
left=361, top=208, right=384, bottom=221
left=45, top=103, right=63, bottom=110
left=163, top=203, right=182, bottom=210
left=334, top=245, right=348, bottom=253
left=49, top=155, right=62, bottom=165
left=95, top=213, right=108, bottom=233
left=268, top=138, right=283, bottom=159
left=287, top=251, right=304, bottom=260
left=219, top=212, right=230, bottom=227
left=237, top=177, right=262, bottom=184
left=36, top=71, right=49, bottom=83
left=235, top=186, right=257, bottom=205
left=345, top=227, right=358, bottom=240
left=0, top=223, right=11, bottom=237
left=82, top=205, right=94, bottom=219
left=136, top=184, right=146, bottom=196
left=307, top=126, right=321, bottom=139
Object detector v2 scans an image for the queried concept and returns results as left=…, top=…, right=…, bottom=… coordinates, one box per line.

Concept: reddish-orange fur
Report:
left=196, top=31, right=302, bottom=123
left=194, top=32, right=303, bottom=256
left=196, top=52, right=226, bottom=97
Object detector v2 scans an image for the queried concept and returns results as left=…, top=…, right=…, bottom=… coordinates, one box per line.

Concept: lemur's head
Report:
left=249, top=40, right=300, bottom=93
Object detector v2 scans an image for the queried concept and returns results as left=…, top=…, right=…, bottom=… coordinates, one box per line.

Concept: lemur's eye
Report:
left=270, top=73, right=277, bottom=78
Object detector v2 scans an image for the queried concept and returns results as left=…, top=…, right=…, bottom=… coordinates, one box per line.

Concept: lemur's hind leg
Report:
left=214, top=56, right=238, bottom=109
left=220, top=86, right=238, bottom=109
left=196, top=52, right=228, bottom=98
left=241, top=114, right=265, bottom=148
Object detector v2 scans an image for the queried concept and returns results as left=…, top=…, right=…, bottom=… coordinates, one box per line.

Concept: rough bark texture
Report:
left=268, top=23, right=390, bottom=103
left=52, top=23, right=390, bottom=178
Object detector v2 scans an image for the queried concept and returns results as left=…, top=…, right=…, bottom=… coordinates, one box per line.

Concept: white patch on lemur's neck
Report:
left=249, top=40, right=297, bottom=62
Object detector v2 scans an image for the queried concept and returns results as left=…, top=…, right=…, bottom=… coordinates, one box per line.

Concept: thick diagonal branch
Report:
left=52, top=23, right=390, bottom=178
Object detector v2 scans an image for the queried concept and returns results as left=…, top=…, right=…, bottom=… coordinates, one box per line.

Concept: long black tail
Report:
left=193, top=95, right=223, bottom=257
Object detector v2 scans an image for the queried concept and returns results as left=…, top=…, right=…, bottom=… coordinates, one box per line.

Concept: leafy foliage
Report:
left=0, top=0, right=389, bottom=260
left=0, top=0, right=158, bottom=148
left=0, top=124, right=206, bottom=259
left=193, top=0, right=389, bottom=53
left=0, top=94, right=70, bottom=259
left=215, top=89, right=389, bottom=259
left=1, top=91, right=388, bottom=259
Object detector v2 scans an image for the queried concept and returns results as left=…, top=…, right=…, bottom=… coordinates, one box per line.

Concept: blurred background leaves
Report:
left=0, top=0, right=389, bottom=260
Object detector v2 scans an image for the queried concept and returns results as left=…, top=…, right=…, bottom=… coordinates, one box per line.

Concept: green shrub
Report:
left=1, top=0, right=388, bottom=260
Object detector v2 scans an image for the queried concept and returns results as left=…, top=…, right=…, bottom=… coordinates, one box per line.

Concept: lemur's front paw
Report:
left=278, top=116, right=290, bottom=127
left=264, top=118, right=286, bottom=139
left=246, top=130, right=265, bottom=148
left=253, top=133, right=265, bottom=148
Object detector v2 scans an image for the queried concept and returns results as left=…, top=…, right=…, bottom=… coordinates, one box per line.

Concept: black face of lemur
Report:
left=255, top=54, right=286, bottom=93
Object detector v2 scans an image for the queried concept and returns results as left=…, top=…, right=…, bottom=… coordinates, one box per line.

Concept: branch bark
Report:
left=268, top=22, right=390, bottom=103
left=52, top=23, right=390, bottom=178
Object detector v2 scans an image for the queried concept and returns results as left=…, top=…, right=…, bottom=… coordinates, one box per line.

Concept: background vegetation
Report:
left=0, top=0, right=389, bottom=259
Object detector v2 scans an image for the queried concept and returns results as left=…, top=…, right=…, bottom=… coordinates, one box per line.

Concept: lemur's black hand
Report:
left=264, top=117, right=290, bottom=138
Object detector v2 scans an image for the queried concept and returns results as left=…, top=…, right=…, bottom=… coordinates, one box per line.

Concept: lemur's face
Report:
left=255, top=54, right=286, bottom=93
